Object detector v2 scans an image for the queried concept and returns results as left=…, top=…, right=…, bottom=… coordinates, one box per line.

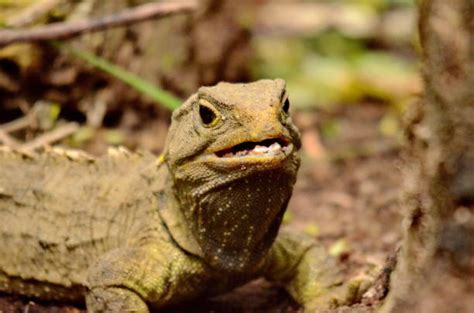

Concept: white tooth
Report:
left=269, top=142, right=282, bottom=151
left=253, top=145, right=268, bottom=154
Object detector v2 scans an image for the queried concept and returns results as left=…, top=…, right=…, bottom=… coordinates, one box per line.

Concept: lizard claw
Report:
left=303, top=266, right=379, bottom=312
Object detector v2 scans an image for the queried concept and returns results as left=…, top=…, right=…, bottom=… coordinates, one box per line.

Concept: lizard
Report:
left=0, top=79, right=365, bottom=312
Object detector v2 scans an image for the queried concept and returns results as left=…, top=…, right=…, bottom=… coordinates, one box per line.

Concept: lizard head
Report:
left=163, top=79, right=301, bottom=273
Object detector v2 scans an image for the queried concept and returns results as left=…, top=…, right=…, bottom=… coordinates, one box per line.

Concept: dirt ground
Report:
left=0, top=103, right=403, bottom=313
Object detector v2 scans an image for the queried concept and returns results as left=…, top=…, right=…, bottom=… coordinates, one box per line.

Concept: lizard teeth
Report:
left=253, top=145, right=268, bottom=154
left=268, top=142, right=281, bottom=151
left=249, top=142, right=282, bottom=155
left=215, top=140, right=289, bottom=158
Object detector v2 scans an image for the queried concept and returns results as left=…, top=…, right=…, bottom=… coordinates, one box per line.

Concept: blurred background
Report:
left=0, top=0, right=419, bottom=311
left=0, top=0, right=419, bottom=154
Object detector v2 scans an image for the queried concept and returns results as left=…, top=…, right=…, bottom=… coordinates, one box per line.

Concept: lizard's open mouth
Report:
left=214, top=138, right=292, bottom=159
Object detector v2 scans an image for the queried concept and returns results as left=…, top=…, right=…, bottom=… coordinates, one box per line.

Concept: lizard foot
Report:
left=86, top=287, right=149, bottom=313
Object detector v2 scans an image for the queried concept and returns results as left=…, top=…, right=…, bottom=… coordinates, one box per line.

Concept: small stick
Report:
left=21, top=122, right=79, bottom=152
left=0, top=130, right=36, bottom=158
left=0, top=129, right=23, bottom=149
left=0, top=115, right=33, bottom=133
left=0, top=1, right=197, bottom=46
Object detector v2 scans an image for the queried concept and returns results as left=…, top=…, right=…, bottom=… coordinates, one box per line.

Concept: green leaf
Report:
left=282, top=211, right=294, bottom=224
left=304, top=223, right=320, bottom=236
left=105, top=129, right=125, bottom=146
left=50, top=41, right=181, bottom=110
left=379, top=113, right=399, bottom=137
left=70, top=126, right=95, bottom=147
left=329, top=239, right=350, bottom=257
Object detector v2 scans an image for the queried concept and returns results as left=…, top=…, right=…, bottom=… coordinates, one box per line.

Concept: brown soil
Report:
left=0, top=103, right=403, bottom=313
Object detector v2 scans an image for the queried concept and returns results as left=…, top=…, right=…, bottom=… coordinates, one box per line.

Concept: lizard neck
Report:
left=156, top=165, right=205, bottom=258
left=170, top=165, right=296, bottom=273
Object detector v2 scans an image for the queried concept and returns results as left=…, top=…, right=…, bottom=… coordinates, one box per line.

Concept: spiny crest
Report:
left=107, top=146, right=132, bottom=158
left=0, top=145, right=150, bottom=163
left=48, top=147, right=95, bottom=162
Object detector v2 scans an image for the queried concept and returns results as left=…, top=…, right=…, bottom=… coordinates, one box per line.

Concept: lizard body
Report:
left=0, top=79, right=354, bottom=312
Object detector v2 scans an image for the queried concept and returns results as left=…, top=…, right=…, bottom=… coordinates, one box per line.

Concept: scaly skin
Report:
left=0, top=79, right=362, bottom=312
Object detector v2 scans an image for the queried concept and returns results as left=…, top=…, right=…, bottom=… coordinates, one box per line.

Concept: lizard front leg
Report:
left=262, top=231, right=368, bottom=311
left=86, top=245, right=164, bottom=313
left=87, top=286, right=149, bottom=312
left=86, top=243, right=208, bottom=312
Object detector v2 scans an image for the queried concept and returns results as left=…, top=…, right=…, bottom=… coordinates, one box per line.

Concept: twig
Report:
left=0, top=1, right=197, bottom=47
left=0, top=125, right=34, bottom=158
left=0, top=115, right=33, bottom=133
left=0, top=129, right=23, bottom=149
left=21, top=122, right=79, bottom=152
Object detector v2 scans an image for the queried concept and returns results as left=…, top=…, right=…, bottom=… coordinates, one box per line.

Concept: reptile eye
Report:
left=199, top=104, right=218, bottom=126
left=282, top=98, right=290, bottom=114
